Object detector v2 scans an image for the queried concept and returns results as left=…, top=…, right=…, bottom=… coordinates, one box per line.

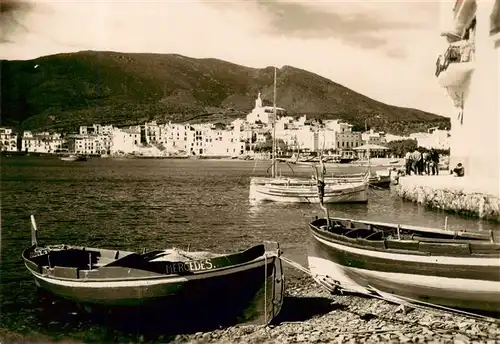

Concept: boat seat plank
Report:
left=384, top=240, right=420, bottom=251
left=345, top=228, right=373, bottom=239
left=325, top=226, right=351, bottom=236
left=412, top=235, right=485, bottom=244
left=356, top=238, right=386, bottom=249
left=54, top=266, right=78, bottom=279
left=95, top=257, right=116, bottom=267
left=469, top=243, right=500, bottom=255
left=365, top=231, right=384, bottom=240
left=98, top=249, right=121, bottom=259
left=419, top=242, right=471, bottom=255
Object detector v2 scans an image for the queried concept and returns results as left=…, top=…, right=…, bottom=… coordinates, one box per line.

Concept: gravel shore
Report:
left=171, top=273, right=500, bottom=344
left=1, top=269, right=498, bottom=343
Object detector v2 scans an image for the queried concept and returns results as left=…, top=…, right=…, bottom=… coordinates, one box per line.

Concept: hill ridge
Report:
left=0, top=50, right=449, bottom=135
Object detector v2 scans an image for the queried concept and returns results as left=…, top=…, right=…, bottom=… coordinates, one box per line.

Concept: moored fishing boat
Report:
left=249, top=179, right=368, bottom=203
left=60, top=154, right=87, bottom=162
left=308, top=216, right=500, bottom=314
left=23, top=216, right=284, bottom=326
left=247, top=68, right=374, bottom=199
left=325, top=170, right=391, bottom=189
left=250, top=168, right=388, bottom=191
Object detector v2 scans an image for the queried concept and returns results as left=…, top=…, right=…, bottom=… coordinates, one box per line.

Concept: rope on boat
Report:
left=278, top=255, right=500, bottom=325
left=367, top=185, right=385, bottom=199
left=368, top=183, right=389, bottom=191
left=252, top=158, right=259, bottom=173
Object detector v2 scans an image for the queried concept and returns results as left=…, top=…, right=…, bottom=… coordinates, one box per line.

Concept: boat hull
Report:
left=24, top=244, right=284, bottom=325
left=249, top=178, right=368, bottom=203
left=250, top=173, right=389, bottom=191
left=307, top=219, right=500, bottom=314
left=326, top=175, right=391, bottom=189
left=60, top=155, right=86, bottom=162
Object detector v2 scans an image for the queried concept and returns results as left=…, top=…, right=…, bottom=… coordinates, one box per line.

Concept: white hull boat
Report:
left=249, top=178, right=368, bottom=203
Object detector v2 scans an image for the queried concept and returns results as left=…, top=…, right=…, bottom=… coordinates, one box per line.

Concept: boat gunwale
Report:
left=309, top=220, right=500, bottom=258
left=253, top=188, right=368, bottom=202
left=23, top=255, right=277, bottom=283
left=254, top=188, right=366, bottom=197
left=22, top=243, right=279, bottom=283
left=252, top=183, right=367, bottom=195
left=311, top=217, right=495, bottom=241
left=310, top=226, right=428, bottom=256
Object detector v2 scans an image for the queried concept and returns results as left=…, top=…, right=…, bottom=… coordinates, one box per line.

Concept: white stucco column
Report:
left=463, top=0, right=500, bottom=196
left=440, top=0, right=472, bottom=173
left=494, top=1, right=500, bottom=195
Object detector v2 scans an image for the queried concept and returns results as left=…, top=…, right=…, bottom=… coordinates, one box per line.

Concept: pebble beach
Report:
left=3, top=270, right=499, bottom=344
left=171, top=273, right=500, bottom=344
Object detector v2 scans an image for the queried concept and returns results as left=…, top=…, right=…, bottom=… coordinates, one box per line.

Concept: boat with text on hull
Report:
left=308, top=216, right=500, bottom=314
left=23, top=216, right=284, bottom=326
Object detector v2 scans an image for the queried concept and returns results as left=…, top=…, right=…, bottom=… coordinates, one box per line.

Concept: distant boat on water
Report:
left=249, top=178, right=368, bottom=203
left=326, top=170, right=392, bottom=189
left=23, top=216, right=284, bottom=326
left=308, top=216, right=500, bottom=314
left=60, top=154, right=87, bottom=162
left=248, top=68, right=370, bottom=203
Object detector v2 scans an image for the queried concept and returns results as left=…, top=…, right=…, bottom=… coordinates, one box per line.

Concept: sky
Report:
left=1, top=0, right=456, bottom=117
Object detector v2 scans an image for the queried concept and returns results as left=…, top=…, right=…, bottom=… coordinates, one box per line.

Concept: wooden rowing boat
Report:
left=308, top=216, right=500, bottom=314
left=23, top=216, right=284, bottom=326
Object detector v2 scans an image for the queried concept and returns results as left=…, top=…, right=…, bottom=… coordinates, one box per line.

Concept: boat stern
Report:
left=307, top=235, right=369, bottom=295
left=229, top=244, right=284, bottom=326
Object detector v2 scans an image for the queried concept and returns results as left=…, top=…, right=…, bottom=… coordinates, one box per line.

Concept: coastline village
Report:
left=0, top=93, right=450, bottom=159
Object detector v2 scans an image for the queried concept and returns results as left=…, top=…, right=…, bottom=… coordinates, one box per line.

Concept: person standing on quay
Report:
left=411, top=149, right=423, bottom=175
left=430, top=149, right=440, bottom=175
left=404, top=151, right=412, bottom=175
left=422, top=151, right=430, bottom=175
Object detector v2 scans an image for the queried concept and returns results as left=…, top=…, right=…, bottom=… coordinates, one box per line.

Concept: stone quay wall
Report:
left=395, top=175, right=500, bottom=222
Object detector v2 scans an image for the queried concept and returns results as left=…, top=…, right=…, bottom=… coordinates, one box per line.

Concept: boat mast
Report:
left=271, top=67, right=277, bottom=178
left=367, top=144, right=371, bottom=171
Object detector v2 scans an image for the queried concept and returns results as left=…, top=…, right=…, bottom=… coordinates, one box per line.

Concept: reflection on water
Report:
left=1, top=156, right=499, bottom=341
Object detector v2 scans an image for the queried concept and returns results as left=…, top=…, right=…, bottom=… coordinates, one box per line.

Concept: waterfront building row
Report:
left=0, top=120, right=450, bottom=156
left=0, top=94, right=450, bottom=156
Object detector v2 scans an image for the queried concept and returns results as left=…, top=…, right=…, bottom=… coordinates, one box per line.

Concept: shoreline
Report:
left=2, top=271, right=499, bottom=344
left=2, top=153, right=407, bottom=168
left=172, top=274, right=500, bottom=344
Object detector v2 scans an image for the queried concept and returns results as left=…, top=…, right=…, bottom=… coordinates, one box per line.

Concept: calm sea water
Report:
left=1, top=156, right=499, bottom=341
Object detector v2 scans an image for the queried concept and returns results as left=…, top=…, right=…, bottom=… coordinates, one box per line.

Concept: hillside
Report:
left=0, top=51, right=449, bottom=135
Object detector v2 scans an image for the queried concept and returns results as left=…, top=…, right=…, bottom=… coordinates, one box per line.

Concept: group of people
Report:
left=404, top=149, right=440, bottom=176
